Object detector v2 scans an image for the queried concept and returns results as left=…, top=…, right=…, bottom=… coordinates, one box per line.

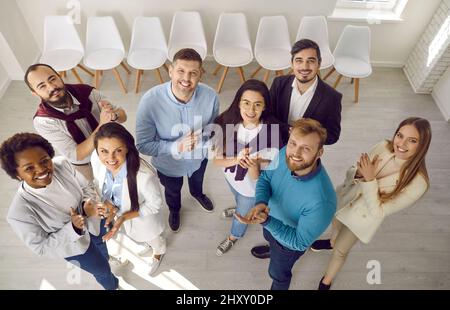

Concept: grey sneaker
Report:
left=216, top=237, right=235, bottom=256
left=221, top=207, right=236, bottom=219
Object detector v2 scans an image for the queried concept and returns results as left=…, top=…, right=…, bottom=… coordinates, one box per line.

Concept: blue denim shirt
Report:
left=136, top=82, right=219, bottom=177
left=102, top=162, right=127, bottom=210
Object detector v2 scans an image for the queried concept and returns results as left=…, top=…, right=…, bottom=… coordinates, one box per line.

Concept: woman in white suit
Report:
left=313, top=117, right=432, bottom=289
left=91, top=122, right=166, bottom=275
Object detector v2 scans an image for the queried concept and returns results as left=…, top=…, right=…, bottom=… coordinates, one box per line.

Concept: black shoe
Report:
left=310, top=239, right=333, bottom=252
left=168, top=212, right=180, bottom=232
left=318, top=276, right=331, bottom=290
left=192, top=194, right=214, bottom=212
left=251, top=244, right=270, bottom=259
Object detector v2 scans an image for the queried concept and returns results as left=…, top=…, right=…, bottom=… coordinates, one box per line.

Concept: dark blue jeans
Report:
left=65, top=219, right=118, bottom=290
left=263, top=228, right=305, bottom=290
left=157, top=158, right=208, bottom=213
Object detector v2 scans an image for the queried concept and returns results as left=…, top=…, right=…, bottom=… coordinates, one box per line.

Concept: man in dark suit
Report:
left=271, top=39, right=342, bottom=146
left=250, top=39, right=342, bottom=259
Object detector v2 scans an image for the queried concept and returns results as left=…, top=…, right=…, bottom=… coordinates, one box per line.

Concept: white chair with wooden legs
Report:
left=252, top=15, right=291, bottom=83
left=40, top=15, right=94, bottom=83
left=325, top=25, right=372, bottom=103
left=84, top=16, right=129, bottom=93
left=212, top=13, right=253, bottom=93
left=127, top=17, right=168, bottom=93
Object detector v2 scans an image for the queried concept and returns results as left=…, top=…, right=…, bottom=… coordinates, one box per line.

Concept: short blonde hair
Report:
left=291, top=118, right=327, bottom=149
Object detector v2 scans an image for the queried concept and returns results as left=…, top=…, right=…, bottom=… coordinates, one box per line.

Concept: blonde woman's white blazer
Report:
left=335, top=140, right=428, bottom=243
left=91, top=152, right=165, bottom=242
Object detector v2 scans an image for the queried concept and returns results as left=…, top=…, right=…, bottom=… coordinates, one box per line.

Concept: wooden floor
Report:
left=0, top=62, right=449, bottom=290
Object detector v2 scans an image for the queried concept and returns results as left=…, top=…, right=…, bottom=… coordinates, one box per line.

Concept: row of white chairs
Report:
left=40, top=12, right=371, bottom=101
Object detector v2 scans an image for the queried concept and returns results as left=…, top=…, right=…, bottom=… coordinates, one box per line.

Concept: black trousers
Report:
left=157, top=158, right=208, bottom=213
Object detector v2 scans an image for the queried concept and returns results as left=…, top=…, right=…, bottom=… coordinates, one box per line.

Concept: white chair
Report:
left=212, top=12, right=253, bottom=93
left=252, top=15, right=291, bottom=83
left=127, top=17, right=168, bottom=93
left=325, top=25, right=372, bottom=103
left=84, top=16, right=130, bottom=93
left=296, top=16, right=334, bottom=70
left=167, top=11, right=207, bottom=62
left=40, top=15, right=94, bottom=83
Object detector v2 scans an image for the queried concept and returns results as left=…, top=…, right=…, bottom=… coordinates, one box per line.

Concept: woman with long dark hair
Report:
left=312, top=117, right=432, bottom=289
left=213, top=79, right=282, bottom=256
left=92, top=122, right=166, bottom=275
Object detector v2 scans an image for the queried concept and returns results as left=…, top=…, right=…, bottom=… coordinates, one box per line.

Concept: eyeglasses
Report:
left=240, top=100, right=265, bottom=111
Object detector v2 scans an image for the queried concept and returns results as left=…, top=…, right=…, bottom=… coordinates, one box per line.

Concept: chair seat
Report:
left=127, top=49, right=167, bottom=70
left=320, top=50, right=334, bottom=70
left=40, top=50, right=83, bottom=71
left=255, top=48, right=291, bottom=71
left=214, top=47, right=253, bottom=67
left=84, top=49, right=124, bottom=70
left=334, top=57, right=372, bottom=78
left=168, top=45, right=206, bottom=61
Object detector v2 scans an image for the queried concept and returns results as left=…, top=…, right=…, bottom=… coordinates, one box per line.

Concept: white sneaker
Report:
left=138, top=243, right=152, bottom=256
left=149, top=254, right=164, bottom=276
left=109, top=255, right=129, bottom=268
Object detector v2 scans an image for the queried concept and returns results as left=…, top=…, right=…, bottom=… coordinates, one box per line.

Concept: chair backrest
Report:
left=334, top=25, right=371, bottom=63
left=168, top=11, right=207, bottom=60
left=85, top=16, right=124, bottom=53
left=296, top=16, right=331, bottom=53
left=130, top=17, right=167, bottom=52
left=255, top=15, right=291, bottom=52
left=213, top=13, right=252, bottom=52
left=43, top=15, right=83, bottom=53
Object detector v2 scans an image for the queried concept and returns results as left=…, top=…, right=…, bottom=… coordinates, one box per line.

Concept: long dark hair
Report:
left=384, top=117, right=431, bottom=202
left=214, top=79, right=277, bottom=154
left=94, top=123, right=140, bottom=212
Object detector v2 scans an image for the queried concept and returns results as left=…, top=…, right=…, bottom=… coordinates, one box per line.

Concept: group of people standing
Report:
left=0, top=38, right=432, bottom=290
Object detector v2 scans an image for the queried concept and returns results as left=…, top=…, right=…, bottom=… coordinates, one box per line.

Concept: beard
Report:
left=295, top=74, right=315, bottom=84
left=286, top=152, right=319, bottom=172
left=44, top=88, right=70, bottom=109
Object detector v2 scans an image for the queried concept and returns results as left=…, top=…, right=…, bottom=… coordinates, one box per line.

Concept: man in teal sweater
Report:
left=237, top=118, right=336, bottom=290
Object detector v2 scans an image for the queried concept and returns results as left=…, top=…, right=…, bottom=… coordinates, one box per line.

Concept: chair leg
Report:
left=213, top=64, right=222, bottom=76
left=333, top=74, right=343, bottom=89
left=163, top=63, right=169, bottom=73
left=94, top=70, right=101, bottom=89
left=288, top=68, right=293, bottom=75
left=250, top=65, right=262, bottom=78
left=120, top=62, right=131, bottom=74
left=99, top=70, right=103, bottom=77
left=351, top=78, right=354, bottom=84
left=134, top=69, right=142, bottom=93
left=216, top=66, right=229, bottom=93
left=318, top=70, right=321, bottom=78
left=354, top=78, right=360, bottom=103
left=275, top=70, right=284, bottom=77
left=237, top=67, right=245, bottom=83
left=323, top=67, right=335, bottom=81
left=71, top=68, right=83, bottom=84
left=155, top=68, right=164, bottom=84
left=263, top=70, right=271, bottom=83
left=77, top=64, right=95, bottom=77
left=112, top=68, right=127, bottom=93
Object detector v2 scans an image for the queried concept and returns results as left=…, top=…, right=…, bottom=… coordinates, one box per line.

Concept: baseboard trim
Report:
left=0, top=78, right=11, bottom=100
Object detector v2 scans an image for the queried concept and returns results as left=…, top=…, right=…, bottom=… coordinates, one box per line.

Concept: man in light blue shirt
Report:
left=237, top=118, right=336, bottom=290
left=136, top=48, right=219, bottom=232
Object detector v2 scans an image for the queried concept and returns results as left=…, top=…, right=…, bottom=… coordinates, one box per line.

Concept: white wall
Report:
left=0, top=0, right=39, bottom=77
left=14, top=0, right=442, bottom=68
left=432, top=64, right=450, bottom=121
left=0, top=61, right=10, bottom=99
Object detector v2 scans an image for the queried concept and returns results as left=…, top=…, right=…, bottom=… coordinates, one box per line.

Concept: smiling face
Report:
left=285, top=129, right=323, bottom=175
left=27, top=66, right=69, bottom=108
left=169, top=59, right=202, bottom=102
left=292, top=48, right=320, bottom=85
left=15, top=147, right=54, bottom=188
left=393, top=124, right=420, bottom=160
left=239, top=90, right=265, bottom=127
left=96, top=137, right=128, bottom=174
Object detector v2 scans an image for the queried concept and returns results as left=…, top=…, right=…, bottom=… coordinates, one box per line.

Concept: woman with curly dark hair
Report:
left=0, top=133, right=118, bottom=290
